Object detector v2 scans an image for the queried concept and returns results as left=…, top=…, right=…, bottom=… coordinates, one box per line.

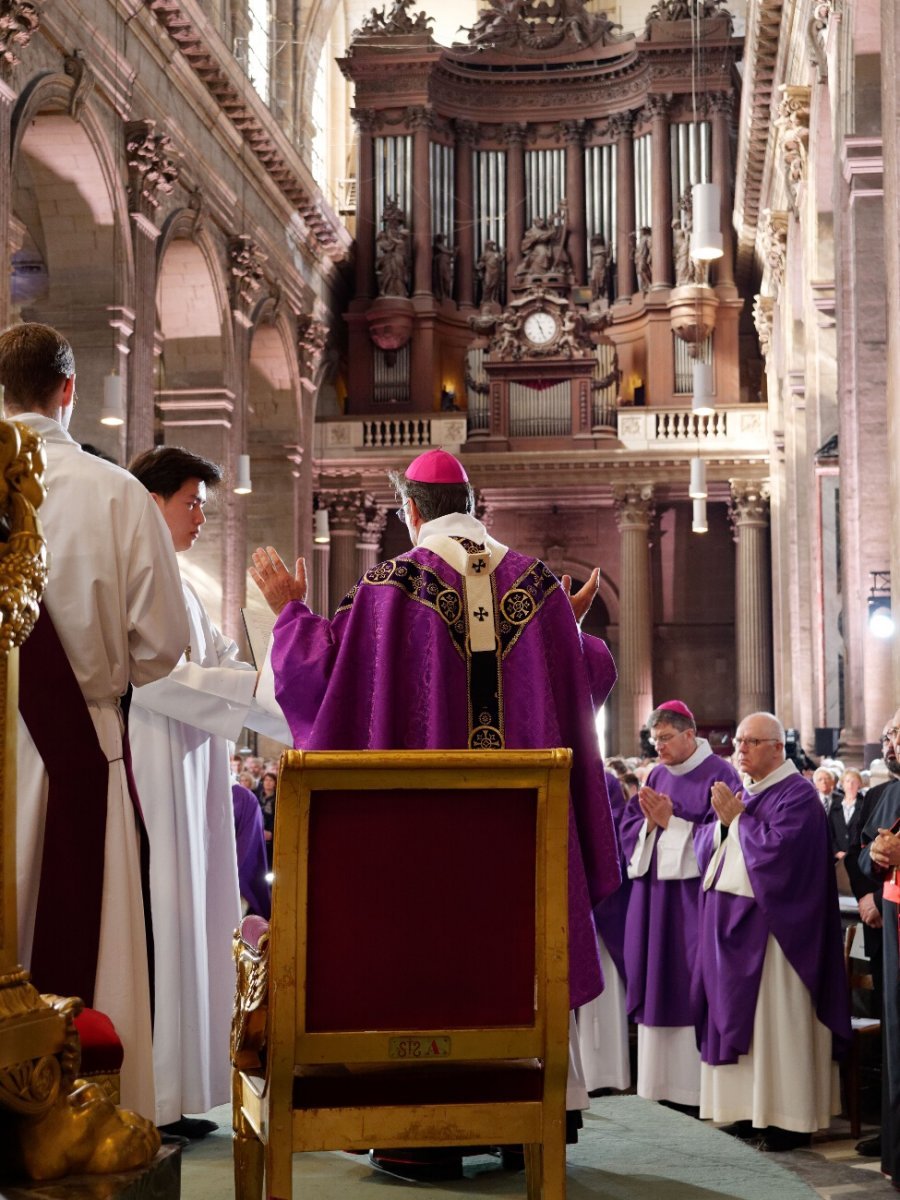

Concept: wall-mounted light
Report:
left=234, top=453, right=252, bottom=495
left=692, top=497, right=708, bottom=534
left=690, top=182, right=723, bottom=262
left=689, top=457, right=707, bottom=499
left=868, top=570, right=893, bottom=638
left=313, top=507, right=330, bottom=544
left=100, top=372, right=125, bottom=426
left=691, top=361, right=714, bottom=416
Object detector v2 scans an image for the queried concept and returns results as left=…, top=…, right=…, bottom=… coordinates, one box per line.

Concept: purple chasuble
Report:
left=620, top=750, right=740, bottom=1026
left=271, top=542, right=621, bottom=1008
left=592, top=770, right=631, bottom=984
left=233, top=783, right=271, bottom=920
left=692, top=769, right=851, bottom=1065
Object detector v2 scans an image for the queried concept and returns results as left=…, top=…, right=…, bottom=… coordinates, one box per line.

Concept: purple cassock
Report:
left=232, top=783, right=271, bottom=921
left=620, top=748, right=741, bottom=1027
left=692, top=767, right=851, bottom=1065
left=271, top=539, right=621, bottom=1008
left=592, top=770, right=631, bottom=984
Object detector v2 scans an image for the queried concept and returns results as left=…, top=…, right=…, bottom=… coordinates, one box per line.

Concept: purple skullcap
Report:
left=404, top=448, right=469, bottom=484
left=656, top=699, right=695, bottom=722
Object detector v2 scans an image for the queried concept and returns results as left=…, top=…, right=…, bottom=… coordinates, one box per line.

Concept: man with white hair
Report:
left=693, top=712, right=850, bottom=1150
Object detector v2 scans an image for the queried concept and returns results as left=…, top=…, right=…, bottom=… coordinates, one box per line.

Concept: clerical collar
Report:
left=743, top=757, right=798, bottom=795
left=12, top=412, right=75, bottom=445
left=662, top=737, right=713, bottom=777
left=417, top=512, right=488, bottom=544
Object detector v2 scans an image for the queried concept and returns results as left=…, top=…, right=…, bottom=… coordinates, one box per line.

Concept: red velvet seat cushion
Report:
left=292, top=1060, right=544, bottom=1109
left=74, top=1007, right=123, bottom=1073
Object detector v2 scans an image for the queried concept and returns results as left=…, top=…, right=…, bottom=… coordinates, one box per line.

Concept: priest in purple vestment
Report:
left=693, top=712, right=851, bottom=1151
left=250, top=448, right=620, bottom=1181
left=620, top=699, right=741, bottom=1111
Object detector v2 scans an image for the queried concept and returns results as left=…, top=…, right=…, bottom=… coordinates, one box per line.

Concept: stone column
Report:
left=708, top=92, right=736, bottom=291
left=311, top=543, right=331, bottom=617
left=329, top=494, right=363, bottom=608
left=563, top=120, right=586, bottom=287
left=882, top=0, right=900, bottom=697
left=609, top=112, right=636, bottom=299
left=730, top=481, right=774, bottom=718
left=357, top=500, right=388, bottom=576
left=645, top=96, right=673, bottom=290
left=455, top=121, right=477, bottom=309
left=504, top=124, right=527, bottom=280
left=352, top=109, right=377, bottom=302
left=613, top=485, right=655, bottom=755
left=124, top=119, right=179, bottom=460
left=408, top=107, right=433, bottom=297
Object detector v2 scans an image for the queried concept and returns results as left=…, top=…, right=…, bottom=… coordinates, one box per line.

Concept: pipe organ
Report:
left=341, top=1, right=744, bottom=448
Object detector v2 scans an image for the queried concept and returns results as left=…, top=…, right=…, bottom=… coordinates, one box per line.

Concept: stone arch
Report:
left=10, top=70, right=134, bottom=457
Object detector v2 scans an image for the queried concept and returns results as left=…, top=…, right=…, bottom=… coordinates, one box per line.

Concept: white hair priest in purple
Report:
left=693, top=711, right=851, bottom=1150
left=250, top=447, right=621, bottom=1177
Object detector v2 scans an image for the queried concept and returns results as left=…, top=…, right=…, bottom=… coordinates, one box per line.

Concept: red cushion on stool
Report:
left=74, top=1008, right=124, bottom=1074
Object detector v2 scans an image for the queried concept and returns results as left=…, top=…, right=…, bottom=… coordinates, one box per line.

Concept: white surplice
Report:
left=15, top=414, right=188, bottom=1121
left=626, top=739, right=708, bottom=1106
left=576, top=937, right=630, bottom=1092
left=698, top=811, right=840, bottom=1131
left=129, top=578, right=290, bottom=1125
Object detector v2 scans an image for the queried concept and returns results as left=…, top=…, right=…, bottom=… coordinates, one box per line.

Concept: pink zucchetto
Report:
left=404, top=448, right=469, bottom=484
left=656, top=699, right=694, bottom=722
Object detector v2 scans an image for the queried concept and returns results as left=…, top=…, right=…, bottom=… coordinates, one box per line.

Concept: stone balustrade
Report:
left=316, top=415, right=468, bottom=457
left=617, top=405, right=769, bottom=453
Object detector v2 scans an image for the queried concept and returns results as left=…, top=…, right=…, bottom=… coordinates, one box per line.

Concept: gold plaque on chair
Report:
left=388, top=1036, right=452, bottom=1059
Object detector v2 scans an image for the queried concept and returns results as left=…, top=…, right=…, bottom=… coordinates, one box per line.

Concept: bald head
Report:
left=734, top=711, right=786, bottom=782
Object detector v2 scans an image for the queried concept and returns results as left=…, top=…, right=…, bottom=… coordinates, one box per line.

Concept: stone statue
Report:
left=516, top=201, right=570, bottom=278
left=633, top=226, right=652, bottom=293
left=589, top=234, right=612, bottom=302
left=672, top=217, right=692, bottom=286
left=476, top=240, right=505, bottom=305
left=432, top=234, right=454, bottom=300
left=375, top=198, right=410, bottom=297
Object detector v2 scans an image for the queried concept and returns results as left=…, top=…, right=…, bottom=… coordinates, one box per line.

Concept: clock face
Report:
left=522, top=309, right=559, bottom=345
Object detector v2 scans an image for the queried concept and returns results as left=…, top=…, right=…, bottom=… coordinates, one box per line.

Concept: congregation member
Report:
left=829, top=768, right=867, bottom=859
left=250, top=447, right=620, bottom=1181
left=127, top=446, right=289, bottom=1136
left=232, top=781, right=272, bottom=920
left=813, top=766, right=839, bottom=812
left=620, top=700, right=741, bottom=1112
left=0, top=322, right=188, bottom=1120
left=694, top=712, right=850, bottom=1151
left=859, top=707, right=900, bottom=1181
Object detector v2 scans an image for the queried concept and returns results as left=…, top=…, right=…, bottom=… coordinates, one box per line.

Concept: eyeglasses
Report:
left=887, top=728, right=900, bottom=739
left=395, top=500, right=410, bottom=522
left=733, top=736, right=781, bottom=748
left=651, top=732, right=683, bottom=746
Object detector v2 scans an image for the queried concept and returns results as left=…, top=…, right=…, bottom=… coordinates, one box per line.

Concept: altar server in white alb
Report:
left=1, top=322, right=188, bottom=1122
left=127, top=446, right=290, bottom=1136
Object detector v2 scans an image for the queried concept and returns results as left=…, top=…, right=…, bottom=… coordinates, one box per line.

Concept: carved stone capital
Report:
left=606, top=111, right=635, bottom=141
left=63, top=49, right=94, bottom=119
left=729, top=480, right=771, bottom=533
left=502, top=122, right=528, bottom=147
left=125, top=120, right=179, bottom=215
left=613, top=483, right=655, bottom=531
left=405, top=104, right=433, bottom=132
left=296, top=312, right=327, bottom=378
left=753, top=294, right=775, bottom=358
left=809, top=0, right=841, bottom=80
left=228, top=235, right=267, bottom=310
left=558, top=119, right=586, bottom=147
left=707, top=90, right=734, bottom=115
left=642, top=94, right=670, bottom=122
left=0, top=0, right=41, bottom=68
left=777, top=85, right=811, bottom=210
left=357, top=497, right=388, bottom=547
left=351, top=107, right=380, bottom=134
left=455, top=119, right=479, bottom=146
left=760, top=209, right=789, bottom=293
left=330, top=493, right=365, bottom=532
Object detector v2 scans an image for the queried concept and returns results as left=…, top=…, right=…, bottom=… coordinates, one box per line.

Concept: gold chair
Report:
left=232, top=748, right=572, bottom=1200
left=841, top=922, right=881, bottom=1138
